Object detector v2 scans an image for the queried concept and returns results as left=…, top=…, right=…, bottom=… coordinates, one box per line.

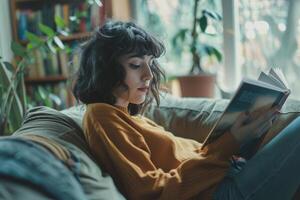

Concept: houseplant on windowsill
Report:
left=172, top=0, right=222, bottom=97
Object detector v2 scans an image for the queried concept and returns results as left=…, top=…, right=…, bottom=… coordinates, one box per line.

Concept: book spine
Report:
left=62, top=4, right=70, bottom=27
left=58, top=51, right=69, bottom=76
left=18, top=11, right=27, bottom=40
left=35, top=50, right=45, bottom=77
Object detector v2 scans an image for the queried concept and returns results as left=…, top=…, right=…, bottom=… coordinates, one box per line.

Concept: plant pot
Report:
left=177, top=74, right=216, bottom=98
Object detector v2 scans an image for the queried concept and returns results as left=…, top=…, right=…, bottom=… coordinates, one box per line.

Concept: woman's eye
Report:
left=129, top=64, right=141, bottom=69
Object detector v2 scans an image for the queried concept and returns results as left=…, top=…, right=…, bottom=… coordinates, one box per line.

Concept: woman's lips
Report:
left=138, top=87, right=149, bottom=92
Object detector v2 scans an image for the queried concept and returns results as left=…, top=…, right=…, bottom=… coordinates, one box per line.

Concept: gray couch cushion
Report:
left=145, top=94, right=228, bottom=142
left=145, top=93, right=300, bottom=144
left=13, top=106, right=125, bottom=200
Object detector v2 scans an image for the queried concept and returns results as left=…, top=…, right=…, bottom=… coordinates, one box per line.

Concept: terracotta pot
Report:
left=177, top=74, right=216, bottom=98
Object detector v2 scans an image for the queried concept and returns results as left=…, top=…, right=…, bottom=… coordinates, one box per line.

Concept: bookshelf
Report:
left=25, top=75, right=68, bottom=84
left=9, top=0, right=109, bottom=109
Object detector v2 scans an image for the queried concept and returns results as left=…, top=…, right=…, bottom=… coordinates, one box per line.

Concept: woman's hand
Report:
left=230, top=106, right=279, bottom=145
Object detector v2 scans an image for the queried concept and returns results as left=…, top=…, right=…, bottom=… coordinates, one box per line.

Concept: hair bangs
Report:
left=120, top=28, right=165, bottom=58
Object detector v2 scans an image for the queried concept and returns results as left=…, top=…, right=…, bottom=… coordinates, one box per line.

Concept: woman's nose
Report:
left=143, top=64, right=153, bottom=81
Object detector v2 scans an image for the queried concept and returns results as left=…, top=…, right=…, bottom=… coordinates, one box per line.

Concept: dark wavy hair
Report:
left=72, top=20, right=166, bottom=115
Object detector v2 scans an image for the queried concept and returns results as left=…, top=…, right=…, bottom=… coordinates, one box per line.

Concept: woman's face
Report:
left=113, top=54, right=154, bottom=107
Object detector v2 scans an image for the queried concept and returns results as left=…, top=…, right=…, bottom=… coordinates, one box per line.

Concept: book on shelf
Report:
left=16, top=2, right=105, bottom=41
left=26, top=48, right=73, bottom=78
left=202, top=68, right=291, bottom=148
left=58, top=51, right=69, bottom=76
left=26, top=82, right=70, bottom=109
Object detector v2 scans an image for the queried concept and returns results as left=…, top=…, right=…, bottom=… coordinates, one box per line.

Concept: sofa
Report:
left=1, top=93, right=300, bottom=199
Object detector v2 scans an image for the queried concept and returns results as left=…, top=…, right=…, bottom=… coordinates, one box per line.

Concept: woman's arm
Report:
left=83, top=105, right=240, bottom=200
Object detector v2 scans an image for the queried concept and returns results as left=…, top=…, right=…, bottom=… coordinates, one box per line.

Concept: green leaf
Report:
left=7, top=93, right=24, bottom=133
left=203, top=10, right=222, bottom=21
left=69, top=16, right=77, bottom=22
left=11, top=41, right=27, bottom=57
left=25, top=31, right=43, bottom=44
left=3, top=62, right=14, bottom=73
left=37, top=86, right=46, bottom=100
left=78, top=11, right=88, bottom=18
left=59, top=30, right=69, bottom=36
left=172, top=28, right=189, bottom=47
left=49, top=93, right=62, bottom=106
left=0, top=62, right=6, bottom=86
left=53, top=36, right=65, bottom=49
left=64, top=46, right=72, bottom=54
left=204, top=46, right=222, bottom=62
left=26, top=40, right=42, bottom=50
left=26, top=43, right=35, bottom=50
left=54, top=15, right=65, bottom=28
left=199, top=16, right=208, bottom=32
left=38, top=23, right=55, bottom=37
left=212, top=48, right=222, bottom=62
left=94, top=0, right=103, bottom=7
left=16, top=74, right=27, bottom=113
left=47, top=40, right=57, bottom=53
left=37, top=86, right=53, bottom=107
left=0, top=61, right=10, bottom=85
left=87, top=0, right=94, bottom=5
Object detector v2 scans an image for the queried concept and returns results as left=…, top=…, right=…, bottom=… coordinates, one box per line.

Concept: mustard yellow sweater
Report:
left=83, top=103, right=239, bottom=200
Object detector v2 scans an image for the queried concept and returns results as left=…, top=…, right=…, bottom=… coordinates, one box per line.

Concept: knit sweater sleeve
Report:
left=83, top=104, right=239, bottom=200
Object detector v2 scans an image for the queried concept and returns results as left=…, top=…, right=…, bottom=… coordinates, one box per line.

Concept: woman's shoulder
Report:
left=85, top=103, right=128, bottom=119
left=86, top=102, right=116, bottom=111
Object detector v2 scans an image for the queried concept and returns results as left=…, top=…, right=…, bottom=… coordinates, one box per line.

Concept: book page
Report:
left=258, top=72, right=285, bottom=89
left=270, top=68, right=289, bottom=89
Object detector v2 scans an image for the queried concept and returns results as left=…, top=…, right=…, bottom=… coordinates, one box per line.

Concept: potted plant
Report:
left=0, top=22, right=67, bottom=136
left=172, top=0, right=222, bottom=97
left=0, top=0, right=103, bottom=136
left=0, top=12, right=74, bottom=135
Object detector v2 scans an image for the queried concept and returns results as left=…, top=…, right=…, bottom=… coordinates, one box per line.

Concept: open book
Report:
left=202, top=68, right=291, bottom=148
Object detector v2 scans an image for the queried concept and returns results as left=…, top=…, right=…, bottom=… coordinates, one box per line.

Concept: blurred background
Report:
left=0, top=0, right=299, bottom=131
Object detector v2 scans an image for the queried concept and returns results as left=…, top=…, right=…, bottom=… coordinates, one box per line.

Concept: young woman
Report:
left=73, top=20, right=300, bottom=200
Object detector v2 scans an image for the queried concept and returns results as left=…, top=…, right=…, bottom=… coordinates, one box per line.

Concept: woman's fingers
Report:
left=249, top=106, right=279, bottom=130
left=230, top=107, right=279, bottom=144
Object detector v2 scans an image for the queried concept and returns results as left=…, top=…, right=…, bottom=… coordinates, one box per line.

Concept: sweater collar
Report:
left=114, top=105, right=129, bottom=114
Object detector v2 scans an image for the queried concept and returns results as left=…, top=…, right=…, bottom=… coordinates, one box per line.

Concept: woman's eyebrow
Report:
left=127, top=54, right=154, bottom=59
left=127, top=54, right=144, bottom=59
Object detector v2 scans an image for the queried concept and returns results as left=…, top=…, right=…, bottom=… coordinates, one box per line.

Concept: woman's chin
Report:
left=133, top=97, right=146, bottom=104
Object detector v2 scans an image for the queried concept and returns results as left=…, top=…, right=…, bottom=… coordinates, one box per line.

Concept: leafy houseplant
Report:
left=172, top=0, right=222, bottom=97
left=0, top=21, right=66, bottom=136
left=0, top=0, right=102, bottom=136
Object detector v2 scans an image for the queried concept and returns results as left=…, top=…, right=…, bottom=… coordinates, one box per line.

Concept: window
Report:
left=135, top=0, right=300, bottom=100
left=135, top=0, right=223, bottom=79
left=239, top=0, right=300, bottom=99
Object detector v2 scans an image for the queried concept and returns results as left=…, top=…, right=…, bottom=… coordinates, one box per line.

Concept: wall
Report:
left=0, top=0, right=13, bottom=62
left=111, top=0, right=132, bottom=21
